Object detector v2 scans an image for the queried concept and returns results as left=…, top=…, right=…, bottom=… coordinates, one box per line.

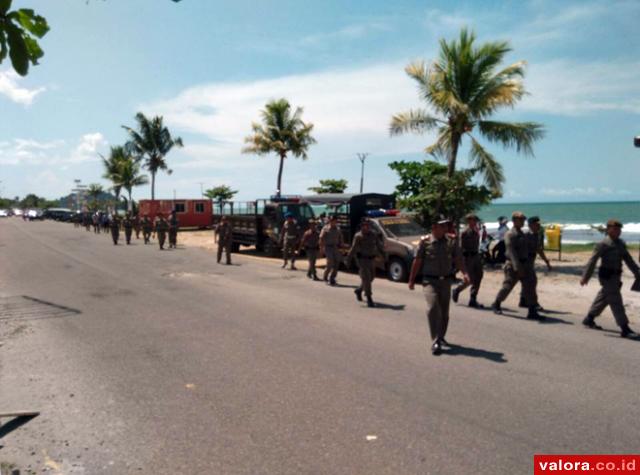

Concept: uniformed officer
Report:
left=216, top=216, right=233, bottom=265
left=299, top=219, right=320, bottom=280
left=168, top=210, right=179, bottom=249
left=154, top=212, right=169, bottom=250
left=408, top=217, right=469, bottom=355
left=491, top=212, right=543, bottom=320
left=133, top=212, right=141, bottom=240
left=348, top=218, right=385, bottom=307
left=122, top=212, right=134, bottom=245
left=320, top=215, right=345, bottom=286
left=141, top=214, right=153, bottom=244
left=519, top=216, right=551, bottom=310
left=109, top=213, right=121, bottom=245
left=452, top=213, right=484, bottom=308
left=580, top=219, right=640, bottom=338
left=279, top=213, right=300, bottom=270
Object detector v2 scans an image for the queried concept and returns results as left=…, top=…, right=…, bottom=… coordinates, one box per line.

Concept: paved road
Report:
left=0, top=219, right=638, bottom=474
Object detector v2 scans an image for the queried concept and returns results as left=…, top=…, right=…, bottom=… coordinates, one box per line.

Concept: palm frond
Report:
left=478, top=120, right=545, bottom=156
left=468, top=135, right=504, bottom=192
left=389, top=109, right=441, bottom=136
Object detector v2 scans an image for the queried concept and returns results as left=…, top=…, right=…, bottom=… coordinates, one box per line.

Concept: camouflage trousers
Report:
left=124, top=227, right=133, bottom=244
left=305, top=248, right=318, bottom=277
left=282, top=240, right=298, bottom=264
left=588, top=276, right=629, bottom=328
left=357, top=257, right=376, bottom=297
left=168, top=229, right=178, bottom=248
left=495, top=260, right=536, bottom=307
left=323, top=246, right=341, bottom=281
left=423, top=278, right=452, bottom=342
left=455, top=254, right=483, bottom=299
left=217, top=241, right=232, bottom=264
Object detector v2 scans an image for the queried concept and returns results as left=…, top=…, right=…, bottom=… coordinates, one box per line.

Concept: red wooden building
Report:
left=138, top=199, right=213, bottom=229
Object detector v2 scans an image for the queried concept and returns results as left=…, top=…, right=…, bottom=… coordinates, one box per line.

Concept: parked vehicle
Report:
left=12, top=208, right=23, bottom=217
left=302, top=193, right=427, bottom=282
left=138, top=199, right=213, bottom=229
left=26, top=208, right=45, bottom=220
left=44, top=208, right=74, bottom=221
left=212, top=196, right=315, bottom=255
left=0, top=209, right=9, bottom=218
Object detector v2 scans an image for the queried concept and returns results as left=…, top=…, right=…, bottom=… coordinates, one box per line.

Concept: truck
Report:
left=138, top=199, right=213, bottom=229
left=212, top=196, right=315, bottom=255
left=302, top=193, right=427, bottom=282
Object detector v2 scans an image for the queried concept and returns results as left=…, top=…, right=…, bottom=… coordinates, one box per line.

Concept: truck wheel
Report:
left=388, top=257, right=408, bottom=282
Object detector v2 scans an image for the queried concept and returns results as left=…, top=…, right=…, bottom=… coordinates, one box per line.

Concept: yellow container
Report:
left=545, top=224, right=562, bottom=250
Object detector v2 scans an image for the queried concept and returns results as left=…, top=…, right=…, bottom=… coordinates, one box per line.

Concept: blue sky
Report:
left=1, top=0, right=639, bottom=203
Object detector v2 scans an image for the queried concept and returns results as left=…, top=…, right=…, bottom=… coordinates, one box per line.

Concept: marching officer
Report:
left=408, top=217, right=469, bottom=355
left=348, top=218, right=385, bottom=307
left=154, top=212, right=169, bottom=250
left=299, top=219, right=320, bottom=280
left=452, top=213, right=484, bottom=308
left=109, top=213, right=121, bottom=245
left=491, top=211, right=543, bottom=320
left=216, top=216, right=233, bottom=265
left=279, top=213, right=300, bottom=270
left=168, top=210, right=179, bottom=249
left=320, top=215, right=345, bottom=286
left=122, top=212, right=134, bottom=245
left=519, top=216, right=551, bottom=309
left=141, top=214, right=153, bottom=244
left=581, top=219, right=640, bottom=338
left=133, top=212, right=141, bottom=240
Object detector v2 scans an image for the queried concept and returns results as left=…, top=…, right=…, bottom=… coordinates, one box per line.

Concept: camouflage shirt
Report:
left=459, top=226, right=480, bottom=254
left=348, top=230, right=384, bottom=259
left=320, top=225, right=343, bottom=248
left=504, top=228, right=528, bottom=272
left=417, top=235, right=460, bottom=277
left=582, top=236, right=640, bottom=282
left=216, top=223, right=233, bottom=245
left=301, top=229, right=320, bottom=249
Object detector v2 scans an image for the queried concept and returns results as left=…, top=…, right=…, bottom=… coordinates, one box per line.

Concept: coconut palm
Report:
left=114, top=158, right=149, bottom=212
left=204, top=185, right=238, bottom=203
left=242, top=98, right=316, bottom=197
left=389, top=28, right=544, bottom=193
left=122, top=112, right=183, bottom=200
left=86, top=183, right=103, bottom=211
left=101, top=145, right=128, bottom=209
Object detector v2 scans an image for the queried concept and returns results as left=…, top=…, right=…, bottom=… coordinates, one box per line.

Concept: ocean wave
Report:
left=482, top=222, right=640, bottom=233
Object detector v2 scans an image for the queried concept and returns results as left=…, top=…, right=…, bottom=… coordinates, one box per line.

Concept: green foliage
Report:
left=389, top=28, right=544, bottom=193
left=123, top=112, right=183, bottom=200
left=0, top=1, right=49, bottom=76
left=204, top=185, right=237, bottom=202
left=389, top=160, right=496, bottom=227
left=18, top=193, right=56, bottom=209
left=243, top=98, right=316, bottom=197
left=308, top=178, right=348, bottom=194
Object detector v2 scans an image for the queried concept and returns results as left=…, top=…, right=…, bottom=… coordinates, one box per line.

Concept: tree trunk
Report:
left=115, top=190, right=120, bottom=212
left=128, top=189, right=133, bottom=212
left=151, top=172, right=156, bottom=200
left=276, top=152, right=286, bottom=198
left=436, top=130, right=461, bottom=216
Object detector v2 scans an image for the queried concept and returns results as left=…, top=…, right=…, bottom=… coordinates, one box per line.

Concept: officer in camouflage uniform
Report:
left=168, top=210, right=179, bottom=249
left=299, top=219, right=320, bottom=280
left=122, top=212, right=134, bottom=245
left=409, top=217, right=469, bottom=355
left=452, top=213, right=484, bottom=308
left=491, top=212, right=543, bottom=320
left=216, top=216, right=233, bottom=265
left=519, top=216, right=551, bottom=310
left=320, top=215, right=344, bottom=286
left=348, top=218, right=385, bottom=307
left=279, top=213, right=300, bottom=270
left=133, top=212, right=141, bottom=240
left=141, top=214, right=153, bottom=244
left=109, top=213, right=121, bottom=245
left=154, top=212, right=169, bottom=250
left=581, top=219, right=640, bottom=338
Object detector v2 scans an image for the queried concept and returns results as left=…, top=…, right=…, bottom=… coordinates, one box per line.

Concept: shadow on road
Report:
left=444, top=344, right=507, bottom=363
left=499, top=310, right=574, bottom=325
left=372, top=302, right=406, bottom=311
left=0, top=414, right=38, bottom=440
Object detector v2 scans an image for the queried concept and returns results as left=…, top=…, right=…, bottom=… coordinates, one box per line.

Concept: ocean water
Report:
left=477, top=201, right=640, bottom=244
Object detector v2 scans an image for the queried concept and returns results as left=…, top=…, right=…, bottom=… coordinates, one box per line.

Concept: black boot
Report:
left=527, top=306, right=545, bottom=320
left=621, top=325, right=639, bottom=338
left=468, top=297, right=483, bottom=309
left=491, top=302, right=502, bottom=314
left=366, top=296, right=375, bottom=308
left=452, top=287, right=460, bottom=303
left=354, top=288, right=363, bottom=301
left=582, top=315, right=602, bottom=330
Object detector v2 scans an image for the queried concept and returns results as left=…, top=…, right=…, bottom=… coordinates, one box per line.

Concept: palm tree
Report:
left=101, top=146, right=128, bottom=209
left=242, top=98, right=316, bottom=197
left=114, top=158, right=149, bottom=212
left=390, top=28, right=544, bottom=193
left=204, top=185, right=238, bottom=203
left=86, top=183, right=103, bottom=211
left=122, top=112, right=183, bottom=200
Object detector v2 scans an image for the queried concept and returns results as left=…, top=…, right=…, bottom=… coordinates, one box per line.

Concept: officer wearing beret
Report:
left=280, top=213, right=300, bottom=270
left=109, top=213, right=121, bottom=245
left=141, top=214, right=153, bottom=244
left=154, top=212, right=169, bottom=250
left=519, top=216, right=551, bottom=310
left=299, top=219, right=320, bottom=280
left=320, top=215, right=345, bottom=286
left=491, top=212, right=544, bottom=320
left=122, top=211, right=134, bottom=245
left=348, top=218, right=385, bottom=307
left=452, top=213, right=484, bottom=308
left=409, top=216, right=469, bottom=355
left=216, top=216, right=234, bottom=265
left=581, top=219, right=640, bottom=338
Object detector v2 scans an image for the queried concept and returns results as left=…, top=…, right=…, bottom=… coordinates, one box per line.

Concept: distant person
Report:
left=141, top=214, right=153, bottom=244
left=168, top=210, right=179, bottom=249
left=123, top=212, right=134, bottom=245
left=101, top=212, right=109, bottom=233
left=452, top=213, right=484, bottom=308
left=299, top=219, right=320, bottom=280
left=581, top=219, right=640, bottom=338
left=348, top=218, right=385, bottom=307
left=491, top=212, right=543, bottom=320
left=83, top=212, right=91, bottom=231
left=408, top=216, right=469, bottom=356
left=320, top=215, right=344, bottom=286
left=520, top=216, right=551, bottom=310
left=216, top=216, right=233, bottom=265
left=133, top=212, right=141, bottom=240
left=491, top=216, right=509, bottom=264
left=154, top=212, right=169, bottom=250
left=109, top=213, right=121, bottom=245
left=279, top=213, right=300, bottom=270
left=92, top=212, right=100, bottom=234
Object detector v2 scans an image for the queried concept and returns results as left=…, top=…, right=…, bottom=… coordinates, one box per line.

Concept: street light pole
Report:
left=357, top=153, right=369, bottom=194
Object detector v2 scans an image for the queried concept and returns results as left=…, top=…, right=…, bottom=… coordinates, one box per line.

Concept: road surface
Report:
left=0, top=219, right=638, bottom=474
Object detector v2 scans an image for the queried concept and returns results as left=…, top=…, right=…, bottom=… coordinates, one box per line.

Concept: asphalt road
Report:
left=0, top=219, right=638, bottom=475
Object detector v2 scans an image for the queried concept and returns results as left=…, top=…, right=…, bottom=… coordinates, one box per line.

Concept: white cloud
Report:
left=69, top=132, right=108, bottom=163
left=0, top=133, right=107, bottom=165
left=301, top=22, right=391, bottom=46
left=0, top=70, right=46, bottom=105
left=541, top=186, right=615, bottom=197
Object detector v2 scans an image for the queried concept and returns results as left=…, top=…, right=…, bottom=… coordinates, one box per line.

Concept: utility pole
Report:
left=357, top=153, right=369, bottom=194
left=197, top=182, right=204, bottom=197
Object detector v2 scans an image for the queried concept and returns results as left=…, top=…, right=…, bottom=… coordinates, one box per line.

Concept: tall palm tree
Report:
left=101, top=145, right=128, bottom=209
left=86, top=183, right=103, bottom=211
left=122, top=112, right=183, bottom=200
left=242, top=98, right=316, bottom=197
left=390, top=28, right=544, bottom=193
left=114, top=158, right=149, bottom=212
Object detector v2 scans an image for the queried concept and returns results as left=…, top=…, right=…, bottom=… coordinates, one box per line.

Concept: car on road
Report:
left=26, top=208, right=45, bottom=220
left=0, top=208, right=9, bottom=217
left=12, top=208, right=23, bottom=217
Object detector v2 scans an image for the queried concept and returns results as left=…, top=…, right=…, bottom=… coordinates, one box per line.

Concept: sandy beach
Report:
left=180, top=230, right=640, bottom=326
